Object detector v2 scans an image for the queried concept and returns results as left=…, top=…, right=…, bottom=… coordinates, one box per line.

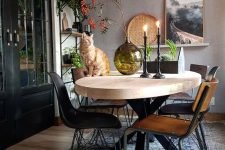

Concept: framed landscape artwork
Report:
left=166, top=0, right=204, bottom=44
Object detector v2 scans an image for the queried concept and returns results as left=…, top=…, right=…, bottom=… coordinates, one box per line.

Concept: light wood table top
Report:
left=75, top=71, right=201, bottom=100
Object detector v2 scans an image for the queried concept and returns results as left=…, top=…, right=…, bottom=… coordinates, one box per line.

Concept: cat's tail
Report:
left=103, top=53, right=110, bottom=75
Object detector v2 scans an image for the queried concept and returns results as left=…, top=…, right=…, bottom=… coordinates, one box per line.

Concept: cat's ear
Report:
left=82, top=32, right=87, bottom=38
left=90, top=34, right=94, bottom=38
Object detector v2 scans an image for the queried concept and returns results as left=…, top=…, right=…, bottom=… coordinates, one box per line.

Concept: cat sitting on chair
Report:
left=80, top=33, right=110, bottom=76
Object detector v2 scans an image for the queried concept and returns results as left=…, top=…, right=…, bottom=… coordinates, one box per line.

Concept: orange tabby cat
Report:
left=80, top=33, right=110, bottom=76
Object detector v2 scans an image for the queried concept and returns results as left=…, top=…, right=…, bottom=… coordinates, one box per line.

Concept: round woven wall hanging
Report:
left=127, top=14, right=157, bottom=46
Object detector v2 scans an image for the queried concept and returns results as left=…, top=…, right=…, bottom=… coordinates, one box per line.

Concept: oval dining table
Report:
left=75, top=71, right=201, bottom=150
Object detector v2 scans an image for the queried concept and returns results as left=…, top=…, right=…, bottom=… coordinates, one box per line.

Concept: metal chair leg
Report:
left=178, top=139, right=182, bottom=150
left=145, top=133, right=150, bottom=150
left=71, top=129, right=78, bottom=150
left=199, top=122, right=208, bottom=150
left=123, top=128, right=134, bottom=150
left=195, top=128, right=204, bottom=150
left=130, top=110, right=134, bottom=122
left=99, top=129, right=108, bottom=147
left=123, top=107, right=129, bottom=127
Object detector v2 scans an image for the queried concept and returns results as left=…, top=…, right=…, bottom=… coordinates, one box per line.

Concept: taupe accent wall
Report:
left=53, top=0, right=225, bottom=113
left=91, top=0, right=225, bottom=113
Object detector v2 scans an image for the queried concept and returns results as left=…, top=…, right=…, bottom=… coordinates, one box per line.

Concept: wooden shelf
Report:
left=62, top=64, right=73, bottom=67
left=138, top=43, right=209, bottom=49
left=61, top=31, right=82, bottom=37
left=20, top=64, right=34, bottom=70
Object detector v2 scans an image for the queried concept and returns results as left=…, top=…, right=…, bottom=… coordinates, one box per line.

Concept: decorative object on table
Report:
left=166, top=0, right=203, bottom=44
left=80, top=33, right=110, bottom=76
left=62, top=12, right=69, bottom=31
left=114, top=37, right=143, bottom=75
left=127, top=14, right=157, bottom=46
left=57, top=0, right=113, bottom=34
left=147, top=45, right=185, bottom=74
left=140, top=25, right=150, bottom=78
left=178, top=47, right=185, bottom=73
left=112, top=1, right=143, bottom=75
left=153, top=21, right=165, bottom=79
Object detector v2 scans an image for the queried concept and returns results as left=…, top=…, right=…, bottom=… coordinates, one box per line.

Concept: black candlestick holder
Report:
left=140, top=35, right=150, bottom=78
left=153, top=34, right=165, bottom=79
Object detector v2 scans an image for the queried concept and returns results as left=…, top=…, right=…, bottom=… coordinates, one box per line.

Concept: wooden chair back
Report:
left=192, top=78, right=218, bottom=113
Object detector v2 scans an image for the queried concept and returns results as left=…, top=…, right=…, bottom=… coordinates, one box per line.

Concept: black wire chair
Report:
left=48, top=72, right=121, bottom=149
left=71, top=68, right=131, bottom=127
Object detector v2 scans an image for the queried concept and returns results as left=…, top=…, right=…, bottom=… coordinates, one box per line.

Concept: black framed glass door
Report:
left=0, top=0, right=54, bottom=148
left=0, top=0, right=17, bottom=148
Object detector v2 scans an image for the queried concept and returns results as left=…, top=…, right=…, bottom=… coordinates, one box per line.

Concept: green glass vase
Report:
left=114, top=38, right=143, bottom=75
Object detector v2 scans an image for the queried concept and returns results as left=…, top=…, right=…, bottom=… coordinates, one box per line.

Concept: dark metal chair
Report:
left=48, top=72, right=121, bottom=149
left=158, top=66, right=219, bottom=116
left=124, top=77, right=219, bottom=150
left=168, top=64, right=209, bottom=101
left=71, top=68, right=131, bottom=126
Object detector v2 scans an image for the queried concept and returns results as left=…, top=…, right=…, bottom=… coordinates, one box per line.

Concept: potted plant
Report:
left=19, top=50, right=27, bottom=64
left=147, top=40, right=180, bottom=74
left=62, top=46, right=77, bottom=64
left=146, top=44, right=153, bottom=61
left=70, top=52, right=88, bottom=81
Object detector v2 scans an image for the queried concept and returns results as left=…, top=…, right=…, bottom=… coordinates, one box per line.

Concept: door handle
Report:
left=6, top=29, right=12, bottom=46
left=13, top=30, right=19, bottom=47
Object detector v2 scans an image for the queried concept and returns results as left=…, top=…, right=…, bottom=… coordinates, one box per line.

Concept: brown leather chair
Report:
left=124, top=77, right=219, bottom=150
left=157, top=66, right=219, bottom=149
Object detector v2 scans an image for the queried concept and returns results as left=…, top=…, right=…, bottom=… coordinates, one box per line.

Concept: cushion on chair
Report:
left=169, top=92, right=193, bottom=100
left=80, top=99, right=127, bottom=109
left=158, top=103, right=193, bottom=115
left=132, top=114, right=191, bottom=137
left=73, top=111, right=122, bottom=129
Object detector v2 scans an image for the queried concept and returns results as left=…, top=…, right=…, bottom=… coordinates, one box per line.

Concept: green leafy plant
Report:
left=146, top=44, right=153, bottom=61
left=166, top=39, right=177, bottom=60
left=63, top=46, right=76, bottom=54
left=71, top=52, right=85, bottom=68
left=19, top=50, right=27, bottom=58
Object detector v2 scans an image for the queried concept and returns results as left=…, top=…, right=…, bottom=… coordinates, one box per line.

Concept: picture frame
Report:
left=165, top=0, right=204, bottom=44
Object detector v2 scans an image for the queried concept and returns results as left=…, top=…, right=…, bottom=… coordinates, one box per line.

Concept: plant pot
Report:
left=147, top=47, right=185, bottom=74
left=20, top=57, right=28, bottom=64
left=147, top=61, right=179, bottom=74
left=71, top=68, right=88, bottom=82
left=63, top=54, right=71, bottom=64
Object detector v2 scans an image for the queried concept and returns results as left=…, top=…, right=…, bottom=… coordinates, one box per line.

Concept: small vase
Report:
left=114, top=38, right=143, bottom=75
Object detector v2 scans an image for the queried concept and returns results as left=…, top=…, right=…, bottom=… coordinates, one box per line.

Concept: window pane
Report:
left=18, top=0, right=51, bottom=87
left=0, top=0, right=4, bottom=91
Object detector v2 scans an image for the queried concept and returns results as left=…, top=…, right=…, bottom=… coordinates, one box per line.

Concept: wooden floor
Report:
left=7, top=121, right=225, bottom=150
left=8, top=126, right=74, bottom=150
